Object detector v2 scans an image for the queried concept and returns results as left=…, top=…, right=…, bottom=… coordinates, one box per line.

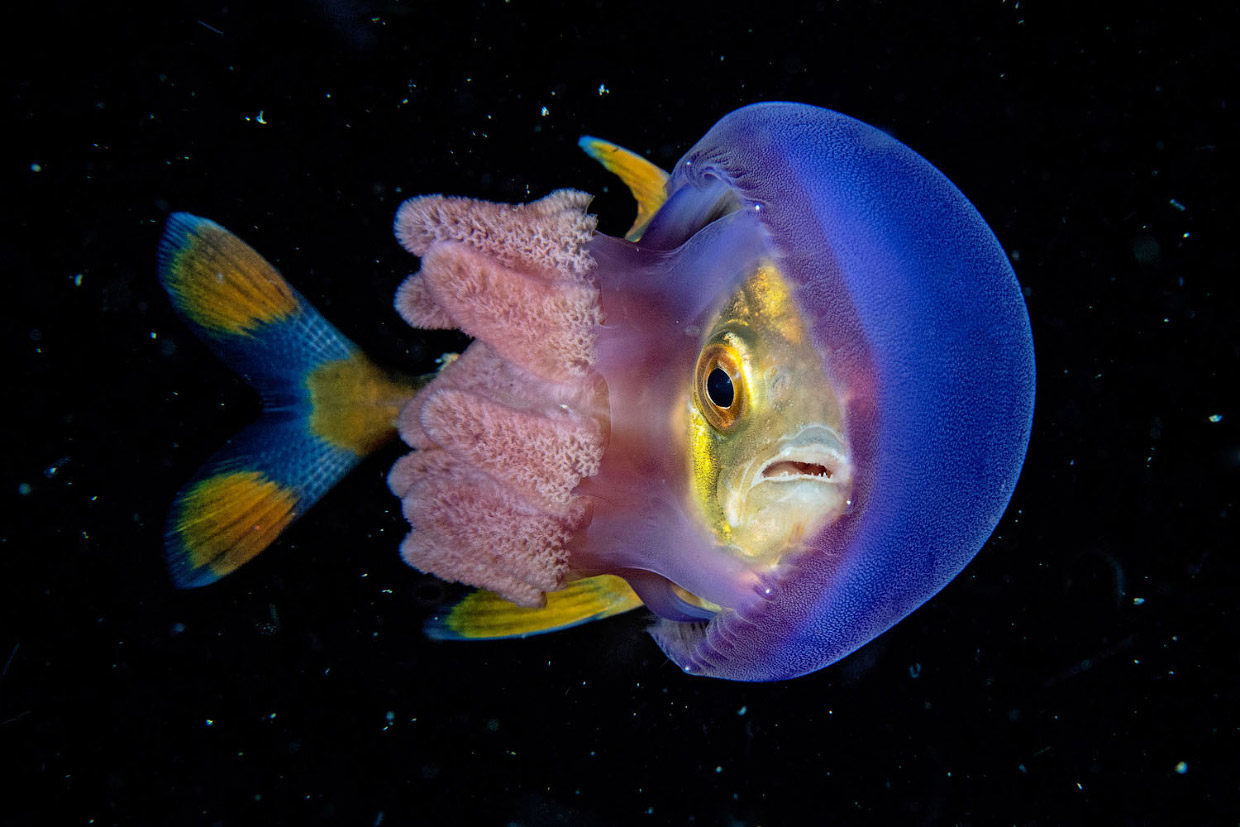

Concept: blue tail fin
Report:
left=158, top=213, right=416, bottom=588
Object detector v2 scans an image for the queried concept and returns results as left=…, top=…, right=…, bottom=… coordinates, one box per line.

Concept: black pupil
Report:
left=706, top=367, right=735, bottom=409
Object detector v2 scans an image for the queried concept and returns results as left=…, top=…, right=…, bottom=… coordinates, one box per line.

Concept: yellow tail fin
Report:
left=158, top=213, right=421, bottom=587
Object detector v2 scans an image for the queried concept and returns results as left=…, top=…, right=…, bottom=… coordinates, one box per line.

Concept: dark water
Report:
left=6, top=2, right=1237, bottom=824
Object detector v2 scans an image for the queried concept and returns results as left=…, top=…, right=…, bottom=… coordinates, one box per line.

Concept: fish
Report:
left=157, top=102, right=1035, bottom=681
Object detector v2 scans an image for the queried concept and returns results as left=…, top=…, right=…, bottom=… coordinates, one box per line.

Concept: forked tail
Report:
left=157, top=213, right=421, bottom=587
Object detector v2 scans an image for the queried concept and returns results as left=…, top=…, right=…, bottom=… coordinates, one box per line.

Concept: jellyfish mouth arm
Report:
left=388, top=191, right=610, bottom=608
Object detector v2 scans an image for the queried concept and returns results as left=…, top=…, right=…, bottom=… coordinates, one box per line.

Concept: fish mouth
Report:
left=761, top=459, right=834, bottom=480
left=754, top=427, right=850, bottom=487
left=723, top=425, right=852, bottom=562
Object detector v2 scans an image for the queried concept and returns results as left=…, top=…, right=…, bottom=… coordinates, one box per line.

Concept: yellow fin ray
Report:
left=427, top=574, right=643, bottom=640
left=578, top=137, right=670, bottom=241
left=158, top=214, right=299, bottom=336
left=170, top=470, right=300, bottom=586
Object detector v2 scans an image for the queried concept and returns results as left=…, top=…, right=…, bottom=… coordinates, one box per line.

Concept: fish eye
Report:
left=695, top=342, right=745, bottom=430
left=707, top=368, right=734, bottom=408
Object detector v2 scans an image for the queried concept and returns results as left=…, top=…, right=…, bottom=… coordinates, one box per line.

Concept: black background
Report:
left=5, top=2, right=1237, bottom=824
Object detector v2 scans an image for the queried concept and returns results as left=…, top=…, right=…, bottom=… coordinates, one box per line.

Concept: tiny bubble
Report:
left=18, top=483, right=31, bottom=496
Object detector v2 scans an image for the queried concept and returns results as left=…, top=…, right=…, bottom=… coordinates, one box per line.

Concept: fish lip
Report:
left=721, top=425, right=851, bottom=532
left=754, top=426, right=849, bottom=485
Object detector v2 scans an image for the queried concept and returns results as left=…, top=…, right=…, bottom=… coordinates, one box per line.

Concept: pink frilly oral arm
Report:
left=387, top=191, right=608, bottom=607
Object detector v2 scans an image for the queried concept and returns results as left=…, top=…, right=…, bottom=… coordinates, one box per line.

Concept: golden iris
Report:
left=695, top=342, right=746, bottom=430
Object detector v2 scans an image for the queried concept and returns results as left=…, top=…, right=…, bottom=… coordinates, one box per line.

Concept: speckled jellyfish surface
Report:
left=389, top=102, right=1035, bottom=681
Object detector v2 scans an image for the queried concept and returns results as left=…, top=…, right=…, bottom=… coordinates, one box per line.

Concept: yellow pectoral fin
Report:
left=578, top=137, right=670, bottom=241
left=426, top=575, right=643, bottom=640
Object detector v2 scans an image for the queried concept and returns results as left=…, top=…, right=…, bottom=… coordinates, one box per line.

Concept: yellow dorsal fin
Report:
left=426, top=574, right=643, bottom=640
left=578, top=137, right=670, bottom=241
